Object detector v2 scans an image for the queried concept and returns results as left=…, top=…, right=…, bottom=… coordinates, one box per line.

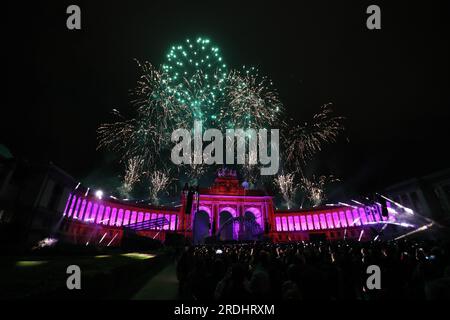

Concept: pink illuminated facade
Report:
left=60, top=172, right=395, bottom=245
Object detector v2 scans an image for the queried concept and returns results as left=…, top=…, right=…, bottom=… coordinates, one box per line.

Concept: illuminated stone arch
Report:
left=191, top=205, right=212, bottom=226
left=218, top=206, right=238, bottom=218
left=218, top=206, right=239, bottom=239
left=193, top=210, right=211, bottom=244
left=244, top=207, right=264, bottom=230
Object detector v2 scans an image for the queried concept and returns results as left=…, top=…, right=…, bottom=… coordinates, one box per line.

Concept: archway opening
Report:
left=219, top=211, right=234, bottom=241
left=244, top=211, right=256, bottom=221
left=239, top=211, right=262, bottom=241
left=193, top=210, right=210, bottom=244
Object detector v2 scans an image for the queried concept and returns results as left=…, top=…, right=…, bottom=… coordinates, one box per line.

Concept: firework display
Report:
left=148, top=170, right=171, bottom=204
left=162, top=37, right=227, bottom=124
left=119, top=156, right=144, bottom=197
left=274, top=172, right=297, bottom=209
left=97, top=37, right=345, bottom=206
left=222, top=66, right=283, bottom=130
left=299, top=175, right=340, bottom=207
left=284, top=103, right=345, bottom=173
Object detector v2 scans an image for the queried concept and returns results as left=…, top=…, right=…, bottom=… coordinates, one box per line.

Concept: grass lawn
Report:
left=0, top=251, right=170, bottom=299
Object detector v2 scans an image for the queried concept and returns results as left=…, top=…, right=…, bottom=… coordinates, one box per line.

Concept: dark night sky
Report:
left=4, top=0, right=450, bottom=197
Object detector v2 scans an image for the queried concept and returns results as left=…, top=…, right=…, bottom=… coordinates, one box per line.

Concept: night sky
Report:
left=5, top=0, right=450, bottom=198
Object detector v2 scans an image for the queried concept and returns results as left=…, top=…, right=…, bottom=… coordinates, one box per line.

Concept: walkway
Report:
left=132, top=262, right=179, bottom=300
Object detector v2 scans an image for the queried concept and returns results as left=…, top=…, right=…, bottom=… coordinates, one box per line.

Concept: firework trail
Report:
left=274, top=172, right=297, bottom=209
left=97, top=61, right=191, bottom=170
left=96, top=37, right=346, bottom=204
left=222, top=67, right=283, bottom=130
left=284, top=103, right=345, bottom=173
left=240, top=151, right=260, bottom=186
left=299, top=174, right=339, bottom=207
left=131, top=60, right=192, bottom=133
left=148, top=169, right=171, bottom=205
left=162, top=37, right=227, bottom=125
left=119, top=156, right=144, bottom=196
left=183, top=161, right=207, bottom=185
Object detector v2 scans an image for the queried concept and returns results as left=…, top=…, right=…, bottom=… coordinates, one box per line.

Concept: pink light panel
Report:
left=96, top=205, right=104, bottom=224
left=275, top=203, right=395, bottom=232
left=275, top=217, right=281, bottom=231
left=64, top=194, right=393, bottom=235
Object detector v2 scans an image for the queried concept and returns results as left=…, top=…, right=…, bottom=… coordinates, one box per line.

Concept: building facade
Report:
left=58, top=170, right=396, bottom=246
left=384, top=169, right=450, bottom=226
left=0, top=158, right=77, bottom=246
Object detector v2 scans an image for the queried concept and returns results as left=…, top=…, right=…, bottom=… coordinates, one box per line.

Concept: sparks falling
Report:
left=274, top=172, right=297, bottom=209
left=162, top=37, right=227, bottom=124
left=300, top=175, right=339, bottom=207
left=284, top=103, right=345, bottom=173
left=96, top=36, right=346, bottom=205
left=222, top=67, right=283, bottom=130
left=148, top=170, right=171, bottom=205
left=120, top=156, right=144, bottom=196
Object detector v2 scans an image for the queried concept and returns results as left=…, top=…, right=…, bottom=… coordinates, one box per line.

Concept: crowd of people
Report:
left=176, top=240, right=450, bottom=300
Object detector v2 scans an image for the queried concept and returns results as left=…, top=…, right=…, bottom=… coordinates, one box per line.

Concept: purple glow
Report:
left=157, top=214, right=164, bottom=229
left=96, top=205, right=104, bottom=224
left=282, top=217, right=288, bottom=231
left=366, top=207, right=374, bottom=223
left=352, top=209, right=361, bottom=226
left=151, top=213, right=157, bottom=229
left=300, top=216, right=307, bottom=230
left=319, top=214, right=327, bottom=229
left=124, top=210, right=130, bottom=226
left=288, top=216, right=294, bottom=231
left=103, top=207, right=111, bottom=225
left=387, top=201, right=396, bottom=222
left=130, top=211, right=137, bottom=224
left=116, top=209, right=124, bottom=226
left=78, top=199, right=87, bottom=220
left=62, top=190, right=398, bottom=241
left=109, top=208, right=117, bottom=226
left=339, top=212, right=347, bottom=227
left=84, top=202, right=93, bottom=222
left=383, top=201, right=390, bottom=221
left=359, top=207, right=368, bottom=225
left=91, top=203, right=99, bottom=221
left=63, top=194, right=72, bottom=216
left=244, top=207, right=263, bottom=230
left=373, top=205, right=381, bottom=222
left=345, top=210, right=353, bottom=226
left=170, top=215, right=177, bottom=230
left=307, top=215, right=314, bottom=230
left=275, top=217, right=281, bottom=231
left=294, top=216, right=301, bottom=231
left=333, top=212, right=340, bottom=228
left=312, top=215, right=320, bottom=230
left=163, top=214, right=169, bottom=230
left=326, top=213, right=334, bottom=229
left=68, top=195, right=77, bottom=217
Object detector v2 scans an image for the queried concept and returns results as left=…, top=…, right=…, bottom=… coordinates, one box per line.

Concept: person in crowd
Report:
left=176, top=239, right=450, bottom=300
